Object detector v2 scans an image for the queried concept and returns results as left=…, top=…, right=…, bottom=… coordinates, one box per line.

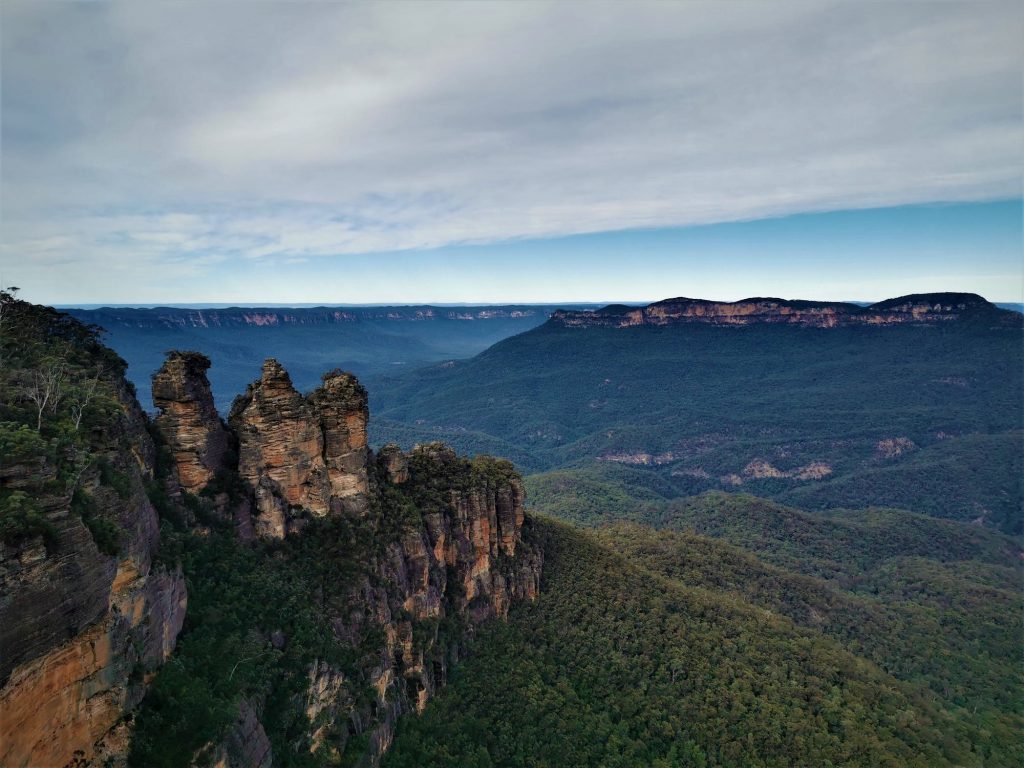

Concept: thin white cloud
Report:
left=1, top=0, right=1021, bottom=300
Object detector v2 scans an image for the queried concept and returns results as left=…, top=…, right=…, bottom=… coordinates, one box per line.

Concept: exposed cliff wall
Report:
left=229, top=358, right=329, bottom=523
left=0, top=296, right=186, bottom=768
left=550, top=292, right=1018, bottom=329
left=129, top=355, right=542, bottom=767
left=310, top=371, right=371, bottom=515
left=227, top=360, right=370, bottom=534
left=301, top=446, right=542, bottom=764
left=152, top=351, right=230, bottom=494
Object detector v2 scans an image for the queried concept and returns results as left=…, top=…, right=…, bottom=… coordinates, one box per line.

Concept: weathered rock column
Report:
left=152, top=351, right=229, bottom=494
left=311, top=370, right=371, bottom=515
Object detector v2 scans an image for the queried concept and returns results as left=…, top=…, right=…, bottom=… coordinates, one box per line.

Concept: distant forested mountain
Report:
left=67, top=304, right=601, bottom=410
left=370, top=293, right=1023, bottom=532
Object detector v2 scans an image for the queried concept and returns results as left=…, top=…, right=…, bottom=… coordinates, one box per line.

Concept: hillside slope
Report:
left=385, top=516, right=1022, bottom=767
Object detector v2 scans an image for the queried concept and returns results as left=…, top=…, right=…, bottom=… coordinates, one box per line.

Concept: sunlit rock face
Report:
left=229, top=358, right=331, bottom=519
left=0, top=375, right=186, bottom=768
left=310, top=370, right=371, bottom=514
left=228, top=360, right=371, bottom=534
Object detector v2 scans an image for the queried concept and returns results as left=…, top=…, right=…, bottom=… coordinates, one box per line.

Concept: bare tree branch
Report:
left=70, top=365, right=106, bottom=431
left=25, top=357, right=68, bottom=432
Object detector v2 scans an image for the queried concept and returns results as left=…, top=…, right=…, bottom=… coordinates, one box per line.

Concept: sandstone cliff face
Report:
left=228, top=360, right=370, bottom=533
left=151, top=352, right=254, bottom=537
left=170, top=358, right=538, bottom=766
left=300, top=445, right=542, bottom=764
left=0, top=375, right=186, bottom=768
left=230, top=359, right=329, bottom=519
left=152, top=351, right=230, bottom=494
left=550, top=292, right=1017, bottom=329
left=2, top=326, right=540, bottom=768
left=378, top=443, right=410, bottom=484
left=309, top=371, right=371, bottom=513
left=211, top=699, right=274, bottom=768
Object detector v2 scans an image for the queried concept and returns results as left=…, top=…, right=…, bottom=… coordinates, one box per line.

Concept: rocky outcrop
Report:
left=312, top=444, right=542, bottom=764
left=229, top=359, right=330, bottom=520
left=310, top=371, right=371, bottom=513
left=377, top=443, right=410, bottom=484
left=0, top=373, right=186, bottom=768
left=210, top=699, right=274, bottom=768
left=550, top=293, right=1018, bottom=329
left=721, top=459, right=833, bottom=486
left=150, top=356, right=543, bottom=765
left=599, top=450, right=679, bottom=466
left=152, top=351, right=230, bottom=494
left=876, top=437, right=917, bottom=459
left=228, top=361, right=370, bottom=531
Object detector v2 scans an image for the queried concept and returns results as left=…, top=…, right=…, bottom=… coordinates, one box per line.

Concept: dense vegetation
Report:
left=640, top=492, right=1019, bottom=579
left=130, top=509, right=378, bottom=767
left=386, top=516, right=1022, bottom=767
left=592, top=521, right=1022, bottom=739
left=526, top=471, right=1019, bottom=576
left=130, top=449, right=507, bottom=768
left=371, top=318, right=1023, bottom=531
left=0, top=289, right=136, bottom=550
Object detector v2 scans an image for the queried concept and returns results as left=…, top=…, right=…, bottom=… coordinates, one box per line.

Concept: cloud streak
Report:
left=1, top=0, right=1021, bottom=300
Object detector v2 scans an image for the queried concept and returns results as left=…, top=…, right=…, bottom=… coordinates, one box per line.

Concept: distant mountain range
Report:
left=65, top=303, right=601, bottom=409
left=66, top=304, right=599, bottom=327
left=550, top=292, right=1020, bottom=328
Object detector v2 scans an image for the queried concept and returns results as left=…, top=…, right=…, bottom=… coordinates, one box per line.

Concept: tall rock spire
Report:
left=152, top=351, right=229, bottom=494
left=228, top=359, right=371, bottom=535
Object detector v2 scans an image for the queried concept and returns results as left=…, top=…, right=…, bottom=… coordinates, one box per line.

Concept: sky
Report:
left=1, top=0, right=1022, bottom=305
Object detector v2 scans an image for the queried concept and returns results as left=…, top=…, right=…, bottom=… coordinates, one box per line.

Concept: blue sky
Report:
left=1, top=1, right=1021, bottom=304
left=86, top=200, right=1014, bottom=306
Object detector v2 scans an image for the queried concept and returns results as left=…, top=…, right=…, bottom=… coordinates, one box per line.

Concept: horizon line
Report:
left=53, top=294, right=1024, bottom=311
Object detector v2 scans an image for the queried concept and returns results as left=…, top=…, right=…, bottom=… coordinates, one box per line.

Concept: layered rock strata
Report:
left=309, top=371, right=371, bottom=511
left=67, top=305, right=547, bottom=331
left=302, top=445, right=542, bottom=764
left=3, top=337, right=541, bottom=768
left=228, top=360, right=370, bottom=533
left=0, top=374, right=186, bottom=768
left=152, top=351, right=230, bottom=494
